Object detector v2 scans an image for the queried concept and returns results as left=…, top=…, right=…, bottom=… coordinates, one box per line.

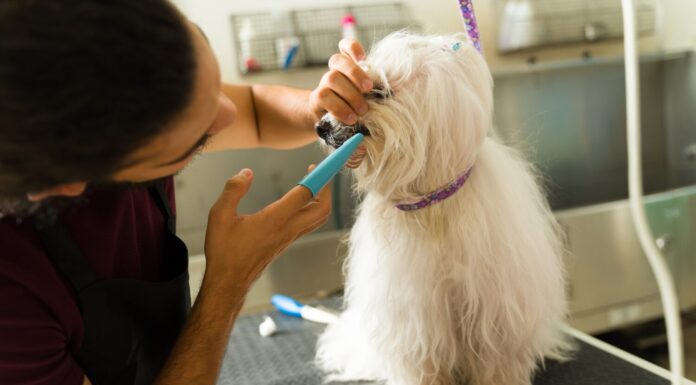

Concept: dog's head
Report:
left=317, top=32, right=493, bottom=203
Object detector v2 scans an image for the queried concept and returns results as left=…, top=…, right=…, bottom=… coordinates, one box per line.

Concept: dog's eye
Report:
left=368, top=84, right=392, bottom=101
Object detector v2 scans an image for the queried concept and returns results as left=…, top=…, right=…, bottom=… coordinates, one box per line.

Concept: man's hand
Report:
left=309, top=39, right=372, bottom=125
left=208, top=40, right=372, bottom=151
left=203, top=166, right=331, bottom=291
left=154, top=166, right=330, bottom=385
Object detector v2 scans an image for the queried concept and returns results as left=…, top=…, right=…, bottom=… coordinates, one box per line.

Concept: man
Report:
left=0, top=1, right=371, bottom=384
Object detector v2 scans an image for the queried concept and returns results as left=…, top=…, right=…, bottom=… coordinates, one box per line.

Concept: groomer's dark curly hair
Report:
left=0, top=0, right=196, bottom=203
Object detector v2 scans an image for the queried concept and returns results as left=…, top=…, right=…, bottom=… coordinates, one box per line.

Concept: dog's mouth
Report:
left=315, top=116, right=370, bottom=149
left=314, top=83, right=390, bottom=148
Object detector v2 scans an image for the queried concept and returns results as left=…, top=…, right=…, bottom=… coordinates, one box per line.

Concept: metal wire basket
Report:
left=230, top=3, right=419, bottom=75
left=496, top=0, right=656, bottom=53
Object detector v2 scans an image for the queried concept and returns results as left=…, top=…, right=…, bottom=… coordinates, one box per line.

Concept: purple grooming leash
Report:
left=391, top=2, right=482, bottom=212
left=458, top=0, right=482, bottom=53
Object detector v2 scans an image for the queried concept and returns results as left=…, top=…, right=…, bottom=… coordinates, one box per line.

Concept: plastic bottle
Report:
left=239, top=18, right=261, bottom=72
left=341, top=14, right=359, bottom=41
left=273, top=10, right=301, bottom=70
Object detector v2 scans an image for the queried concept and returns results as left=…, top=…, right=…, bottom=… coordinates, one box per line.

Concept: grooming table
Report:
left=218, top=297, right=694, bottom=385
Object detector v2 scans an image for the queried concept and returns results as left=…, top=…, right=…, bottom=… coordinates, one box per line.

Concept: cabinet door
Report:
left=558, top=193, right=680, bottom=316
left=675, top=188, right=696, bottom=309
left=643, top=193, right=680, bottom=304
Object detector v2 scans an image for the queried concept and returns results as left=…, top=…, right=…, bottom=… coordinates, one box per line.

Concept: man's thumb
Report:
left=214, top=168, right=254, bottom=214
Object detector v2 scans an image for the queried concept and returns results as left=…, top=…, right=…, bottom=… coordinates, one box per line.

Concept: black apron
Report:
left=33, top=181, right=191, bottom=385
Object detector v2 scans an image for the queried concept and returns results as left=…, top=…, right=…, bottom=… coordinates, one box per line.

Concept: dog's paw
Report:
left=315, top=314, right=384, bottom=382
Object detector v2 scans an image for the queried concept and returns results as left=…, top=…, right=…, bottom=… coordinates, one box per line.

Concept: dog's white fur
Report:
left=315, top=33, right=572, bottom=385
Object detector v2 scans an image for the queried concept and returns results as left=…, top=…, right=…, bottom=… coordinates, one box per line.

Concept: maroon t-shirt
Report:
left=0, top=177, right=175, bottom=385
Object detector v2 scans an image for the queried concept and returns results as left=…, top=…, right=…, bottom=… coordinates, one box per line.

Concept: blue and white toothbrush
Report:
left=271, top=294, right=338, bottom=324
left=274, top=134, right=365, bottom=324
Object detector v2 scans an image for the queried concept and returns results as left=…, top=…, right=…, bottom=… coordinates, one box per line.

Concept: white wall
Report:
left=659, top=0, right=696, bottom=51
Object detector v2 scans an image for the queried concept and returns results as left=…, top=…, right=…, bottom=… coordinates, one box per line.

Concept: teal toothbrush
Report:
left=298, top=133, right=365, bottom=196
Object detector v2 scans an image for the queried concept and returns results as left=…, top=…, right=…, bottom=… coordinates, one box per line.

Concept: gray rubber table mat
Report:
left=219, top=297, right=668, bottom=385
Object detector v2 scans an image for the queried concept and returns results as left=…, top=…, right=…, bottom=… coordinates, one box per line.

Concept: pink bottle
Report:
left=341, top=13, right=359, bottom=41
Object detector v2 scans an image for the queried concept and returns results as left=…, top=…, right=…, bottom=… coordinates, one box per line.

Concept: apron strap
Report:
left=34, top=219, right=98, bottom=293
left=148, top=180, right=175, bottom=234
left=33, top=179, right=174, bottom=293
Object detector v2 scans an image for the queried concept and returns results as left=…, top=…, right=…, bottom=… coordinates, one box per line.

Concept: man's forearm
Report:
left=206, top=84, right=319, bottom=152
left=154, top=277, right=246, bottom=385
left=250, top=84, right=318, bottom=149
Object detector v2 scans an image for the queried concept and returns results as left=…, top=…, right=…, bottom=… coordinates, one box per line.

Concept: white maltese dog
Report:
left=314, top=32, right=572, bottom=385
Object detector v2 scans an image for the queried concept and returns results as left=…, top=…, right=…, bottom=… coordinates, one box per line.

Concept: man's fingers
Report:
left=328, top=54, right=373, bottom=94
left=323, top=68, right=369, bottom=118
left=211, top=169, right=254, bottom=217
left=313, top=85, right=358, bottom=125
left=287, top=183, right=332, bottom=232
left=265, top=185, right=315, bottom=223
left=339, top=38, right=366, bottom=62
left=295, top=212, right=330, bottom=238
left=308, top=38, right=370, bottom=124
left=262, top=163, right=331, bottom=234
left=313, top=176, right=332, bottom=203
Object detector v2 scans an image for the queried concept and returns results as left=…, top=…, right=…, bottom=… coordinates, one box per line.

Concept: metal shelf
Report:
left=230, top=3, right=419, bottom=75
left=496, top=0, right=656, bottom=53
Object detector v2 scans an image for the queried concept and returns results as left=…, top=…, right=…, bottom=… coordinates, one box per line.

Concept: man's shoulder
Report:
left=0, top=217, right=82, bottom=335
left=0, top=218, right=54, bottom=285
left=0, top=250, right=84, bottom=385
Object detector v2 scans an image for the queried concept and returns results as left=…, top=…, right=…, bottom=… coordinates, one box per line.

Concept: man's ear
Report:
left=27, top=182, right=88, bottom=202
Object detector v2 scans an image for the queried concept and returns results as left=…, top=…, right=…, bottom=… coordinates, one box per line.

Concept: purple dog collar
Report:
left=395, top=167, right=473, bottom=212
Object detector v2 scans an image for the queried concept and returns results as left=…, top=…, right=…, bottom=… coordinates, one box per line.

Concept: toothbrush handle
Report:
left=271, top=294, right=303, bottom=318
left=298, top=133, right=364, bottom=196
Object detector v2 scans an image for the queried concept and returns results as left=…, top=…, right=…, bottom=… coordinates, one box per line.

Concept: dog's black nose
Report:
left=315, top=120, right=332, bottom=140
